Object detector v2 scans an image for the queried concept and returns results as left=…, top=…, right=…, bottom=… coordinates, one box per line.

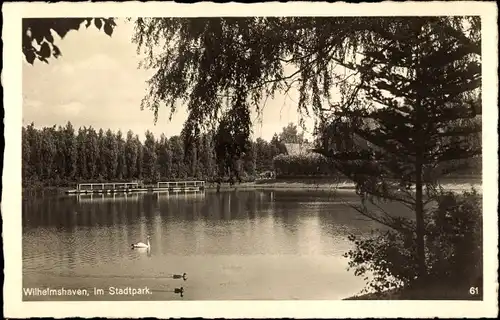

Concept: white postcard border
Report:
left=3, top=1, right=498, bottom=318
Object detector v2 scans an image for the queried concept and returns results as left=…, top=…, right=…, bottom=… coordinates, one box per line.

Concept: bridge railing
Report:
left=156, top=181, right=205, bottom=189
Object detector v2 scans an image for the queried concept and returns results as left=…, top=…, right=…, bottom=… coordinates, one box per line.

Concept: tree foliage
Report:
left=22, top=122, right=284, bottom=188
left=344, top=189, right=482, bottom=298
left=131, top=17, right=378, bottom=177
left=22, top=18, right=116, bottom=64
left=279, top=123, right=305, bottom=144
left=313, top=17, right=481, bottom=282
left=213, top=105, right=252, bottom=183
left=132, top=16, right=482, bottom=290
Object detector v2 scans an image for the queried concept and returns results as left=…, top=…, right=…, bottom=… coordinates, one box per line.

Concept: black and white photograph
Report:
left=2, top=1, right=498, bottom=318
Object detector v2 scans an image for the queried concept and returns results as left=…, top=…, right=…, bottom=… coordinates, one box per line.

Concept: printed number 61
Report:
left=469, top=287, right=479, bottom=295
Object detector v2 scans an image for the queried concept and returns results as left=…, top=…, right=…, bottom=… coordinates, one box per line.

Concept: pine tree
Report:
left=315, top=17, right=481, bottom=282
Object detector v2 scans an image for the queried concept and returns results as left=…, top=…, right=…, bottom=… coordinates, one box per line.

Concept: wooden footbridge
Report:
left=66, top=180, right=205, bottom=195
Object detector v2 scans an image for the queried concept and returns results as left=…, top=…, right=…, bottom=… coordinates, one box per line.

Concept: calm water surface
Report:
left=23, top=190, right=400, bottom=300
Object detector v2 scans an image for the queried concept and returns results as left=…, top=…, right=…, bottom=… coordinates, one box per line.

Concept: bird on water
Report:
left=174, top=287, right=184, bottom=297
left=131, top=235, right=151, bottom=249
left=173, top=273, right=188, bottom=281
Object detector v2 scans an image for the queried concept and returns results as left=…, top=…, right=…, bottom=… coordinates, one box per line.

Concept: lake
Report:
left=22, top=189, right=406, bottom=301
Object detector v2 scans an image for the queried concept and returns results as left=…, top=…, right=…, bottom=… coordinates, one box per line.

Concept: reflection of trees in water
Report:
left=23, top=190, right=394, bottom=258
left=23, top=196, right=74, bottom=230
left=25, top=191, right=365, bottom=237
left=272, top=205, right=300, bottom=254
left=223, top=192, right=231, bottom=220
left=244, top=191, right=258, bottom=220
left=202, top=191, right=270, bottom=221
left=24, top=192, right=385, bottom=233
left=153, top=214, right=164, bottom=252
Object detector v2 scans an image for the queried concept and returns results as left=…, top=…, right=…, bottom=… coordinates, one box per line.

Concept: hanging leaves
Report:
left=132, top=17, right=375, bottom=179
left=104, top=21, right=114, bottom=36
left=39, top=42, right=51, bottom=59
left=94, top=18, right=103, bottom=30
left=23, top=17, right=117, bottom=65
left=132, top=16, right=480, bottom=198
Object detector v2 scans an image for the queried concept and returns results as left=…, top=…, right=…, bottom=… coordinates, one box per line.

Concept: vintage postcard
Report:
left=2, top=1, right=498, bottom=318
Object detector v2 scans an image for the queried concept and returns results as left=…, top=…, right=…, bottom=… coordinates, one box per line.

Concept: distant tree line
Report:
left=22, top=120, right=479, bottom=188
left=22, top=122, right=288, bottom=188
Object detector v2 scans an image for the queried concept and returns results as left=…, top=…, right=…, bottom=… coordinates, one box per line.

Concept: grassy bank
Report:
left=208, top=177, right=482, bottom=193
left=206, top=178, right=357, bottom=191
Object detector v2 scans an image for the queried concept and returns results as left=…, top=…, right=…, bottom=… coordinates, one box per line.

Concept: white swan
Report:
left=131, top=236, right=151, bottom=249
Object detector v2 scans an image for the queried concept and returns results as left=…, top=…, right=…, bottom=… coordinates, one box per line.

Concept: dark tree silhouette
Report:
left=314, top=17, right=481, bottom=284
left=132, top=16, right=481, bottom=291
left=22, top=18, right=116, bottom=64
left=132, top=17, right=380, bottom=178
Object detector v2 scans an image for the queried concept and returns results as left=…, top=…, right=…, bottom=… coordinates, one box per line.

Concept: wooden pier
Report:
left=66, top=181, right=205, bottom=195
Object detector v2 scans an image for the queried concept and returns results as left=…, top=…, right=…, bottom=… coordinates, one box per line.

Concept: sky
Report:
left=22, top=18, right=316, bottom=142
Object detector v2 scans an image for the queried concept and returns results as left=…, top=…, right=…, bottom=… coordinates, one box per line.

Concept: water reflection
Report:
left=23, top=190, right=392, bottom=300
left=23, top=191, right=398, bottom=257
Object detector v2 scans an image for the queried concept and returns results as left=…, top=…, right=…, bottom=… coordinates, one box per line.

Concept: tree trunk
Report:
left=414, top=22, right=427, bottom=285
left=415, top=153, right=427, bottom=283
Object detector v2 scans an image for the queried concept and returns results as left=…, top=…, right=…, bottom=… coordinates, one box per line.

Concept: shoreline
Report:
left=22, top=177, right=482, bottom=195
left=22, top=179, right=482, bottom=194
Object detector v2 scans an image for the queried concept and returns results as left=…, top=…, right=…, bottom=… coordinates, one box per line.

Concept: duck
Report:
left=174, top=287, right=184, bottom=297
left=173, top=273, right=187, bottom=281
left=131, top=235, right=151, bottom=249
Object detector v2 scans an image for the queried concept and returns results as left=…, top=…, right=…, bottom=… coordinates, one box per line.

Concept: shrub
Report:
left=425, top=189, right=482, bottom=288
left=343, top=228, right=419, bottom=294
left=344, top=188, right=482, bottom=297
left=273, top=153, right=344, bottom=177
